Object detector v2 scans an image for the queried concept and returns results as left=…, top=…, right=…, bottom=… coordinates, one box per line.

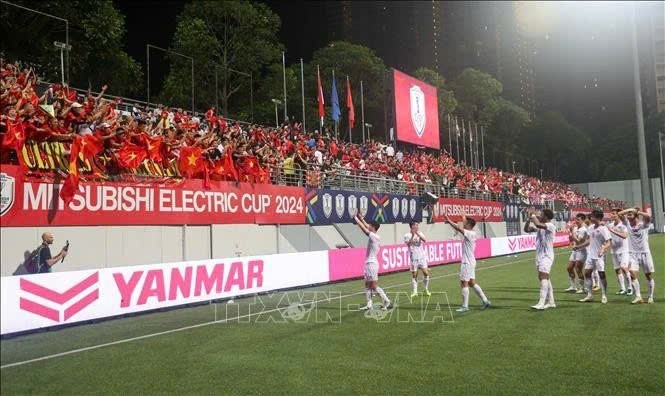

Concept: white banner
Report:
left=1, top=251, right=329, bottom=335
left=490, top=232, right=569, bottom=257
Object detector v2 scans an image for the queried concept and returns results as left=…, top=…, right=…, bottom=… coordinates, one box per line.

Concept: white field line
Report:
left=1, top=249, right=567, bottom=369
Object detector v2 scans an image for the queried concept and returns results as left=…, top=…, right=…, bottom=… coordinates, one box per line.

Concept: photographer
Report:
left=36, top=232, right=68, bottom=274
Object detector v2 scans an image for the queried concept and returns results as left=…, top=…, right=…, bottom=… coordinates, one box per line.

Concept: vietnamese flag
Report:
left=317, top=65, right=325, bottom=126
left=212, top=153, right=239, bottom=181
left=60, top=138, right=82, bottom=204
left=79, top=135, right=104, bottom=159
left=240, top=155, right=262, bottom=183
left=1, top=119, right=26, bottom=152
left=143, top=135, right=164, bottom=163
left=346, top=76, right=355, bottom=128
left=117, top=141, right=147, bottom=169
left=178, top=146, right=205, bottom=178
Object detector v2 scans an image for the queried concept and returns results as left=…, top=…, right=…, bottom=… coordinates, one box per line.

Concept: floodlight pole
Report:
left=631, top=4, right=651, bottom=209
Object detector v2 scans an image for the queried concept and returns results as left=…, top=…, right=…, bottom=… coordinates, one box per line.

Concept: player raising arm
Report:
left=607, top=209, right=631, bottom=295
left=354, top=213, right=393, bottom=311
left=567, top=214, right=590, bottom=293
left=618, top=207, right=655, bottom=304
left=442, top=211, right=491, bottom=313
left=525, top=208, right=557, bottom=310
left=404, top=222, right=431, bottom=298
left=579, top=210, right=611, bottom=304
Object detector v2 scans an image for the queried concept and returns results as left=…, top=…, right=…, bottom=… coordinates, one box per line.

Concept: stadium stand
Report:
left=0, top=60, right=624, bottom=209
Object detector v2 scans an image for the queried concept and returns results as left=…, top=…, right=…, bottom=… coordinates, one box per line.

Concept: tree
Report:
left=412, top=67, right=457, bottom=115
left=1, top=0, right=143, bottom=97
left=451, top=68, right=503, bottom=124
left=159, top=1, right=282, bottom=116
left=484, top=98, right=531, bottom=169
left=252, top=62, right=300, bottom=126
left=519, top=111, right=591, bottom=182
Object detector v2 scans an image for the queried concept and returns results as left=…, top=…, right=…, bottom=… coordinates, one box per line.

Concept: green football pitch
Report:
left=2, top=235, right=663, bottom=395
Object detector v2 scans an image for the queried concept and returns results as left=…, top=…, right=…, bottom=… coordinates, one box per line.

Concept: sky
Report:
left=114, top=0, right=643, bottom=132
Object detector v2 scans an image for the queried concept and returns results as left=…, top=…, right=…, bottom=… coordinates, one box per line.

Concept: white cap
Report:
left=71, top=102, right=83, bottom=108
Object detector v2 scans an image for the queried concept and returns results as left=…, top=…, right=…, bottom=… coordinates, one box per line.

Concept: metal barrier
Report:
left=268, top=164, right=508, bottom=201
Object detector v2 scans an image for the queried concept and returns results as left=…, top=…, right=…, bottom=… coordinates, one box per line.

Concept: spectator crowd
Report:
left=0, top=61, right=624, bottom=209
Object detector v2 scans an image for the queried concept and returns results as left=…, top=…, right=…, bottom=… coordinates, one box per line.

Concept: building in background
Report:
left=324, top=1, right=537, bottom=116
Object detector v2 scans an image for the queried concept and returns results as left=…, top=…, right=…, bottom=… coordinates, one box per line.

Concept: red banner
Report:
left=0, top=165, right=305, bottom=226
left=393, top=69, right=440, bottom=149
left=430, top=198, right=504, bottom=223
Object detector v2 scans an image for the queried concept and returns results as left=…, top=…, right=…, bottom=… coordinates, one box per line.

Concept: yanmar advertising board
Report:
left=1, top=251, right=329, bottom=335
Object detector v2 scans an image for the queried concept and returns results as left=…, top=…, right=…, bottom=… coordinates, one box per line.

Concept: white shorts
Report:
left=584, top=258, right=605, bottom=272
left=612, top=252, right=630, bottom=270
left=460, top=262, right=476, bottom=281
left=364, top=261, right=379, bottom=281
left=536, top=257, right=554, bottom=274
left=630, top=252, right=655, bottom=273
left=569, top=249, right=587, bottom=263
left=410, top=258, right=428, bottom=272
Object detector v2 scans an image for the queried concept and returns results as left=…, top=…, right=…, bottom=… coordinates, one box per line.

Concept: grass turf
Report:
left=1, top=235, right=663, bottom=395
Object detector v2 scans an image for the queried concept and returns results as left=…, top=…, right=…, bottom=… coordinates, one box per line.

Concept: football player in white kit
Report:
left=524, top=208, right=557, bottom=310
left=579, top=210, right=611, bottom=304
left=404, top=222, right=431, bottom=298
left=618, top=207, right=655, bottom=304
left=442, top=212, right=491, bottom=313
left=354, top=213, right=393, bottom=311
left=566, top=213, right=589, bottom=293
left=584, top=217, right=601, bottom=291
left=607, top=209, right=631, bottom=295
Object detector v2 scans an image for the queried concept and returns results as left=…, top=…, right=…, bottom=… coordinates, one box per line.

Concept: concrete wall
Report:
left=0, top=219, right=510, bottom=277
left=572, top=177, right=665, bottom=231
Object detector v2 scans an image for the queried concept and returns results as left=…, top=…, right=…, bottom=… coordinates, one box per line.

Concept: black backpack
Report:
left=24, top=245, right=45, bottom=274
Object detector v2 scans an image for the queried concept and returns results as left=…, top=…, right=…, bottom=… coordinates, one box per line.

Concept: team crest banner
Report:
left=304, top=188, right=422, bottom=225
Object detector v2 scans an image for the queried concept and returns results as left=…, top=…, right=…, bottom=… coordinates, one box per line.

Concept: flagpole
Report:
left=332, top=69, right=338, bottom=140
left=447, top=113, right=452, bottom=155
left=347, top=76, right=352, bottom=143
left=481, top=124, right=486, bottom=169
left=455, top=116, right=460, bottom=162
left=360, top=80, right=365, bottom=144
left=300, top=58, right=305, bottom=133
left=317, top=65, right=323, bottom=131
left=282, top=51, right=287, bottom=121
left=469, top=121, right=473, bottom=168
left=462, top=119, right=467, bottom=166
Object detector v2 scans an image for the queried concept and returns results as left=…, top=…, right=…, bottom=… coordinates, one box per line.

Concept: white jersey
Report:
left=535, top=223, right=557, bottom=261
left=588, top=224, right=612, bottom=260
left=607, top=222, right=629, bottom=254
left=623, top=219, right=651, bottom=253
left=366, top=232, right=381, bottom=263
left=462, top=229, right=477, bottom=265
left=572, top=226, right=589, bottom=248
left=404, top=232, right=426, bottom=261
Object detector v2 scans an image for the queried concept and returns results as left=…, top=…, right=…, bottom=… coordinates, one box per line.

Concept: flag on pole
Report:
left=346, top=76, right=355, bottom=128
left=317, top=66, right=325, bottom=126
left=331, top=71, right=340, bottom=123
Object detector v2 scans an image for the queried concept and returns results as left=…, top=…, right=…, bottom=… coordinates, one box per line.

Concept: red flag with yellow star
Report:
left=1, top=119, right=26, bottom=152
left=117, top=141, right=147, bottom=169
left=178, top=146, right=205, bottom=178
left=79, top=135, right=104, bottom=159
left=142, top=135, right=164, bottom=164
left=212, top=153, right=238, bottom=181
left=60, top=137, right=82, bottom=204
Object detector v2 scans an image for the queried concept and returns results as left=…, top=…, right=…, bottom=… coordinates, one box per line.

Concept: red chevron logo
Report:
left=19, top=272, right=99, bottom=322
left=508, top=238, right=518, bottom=251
